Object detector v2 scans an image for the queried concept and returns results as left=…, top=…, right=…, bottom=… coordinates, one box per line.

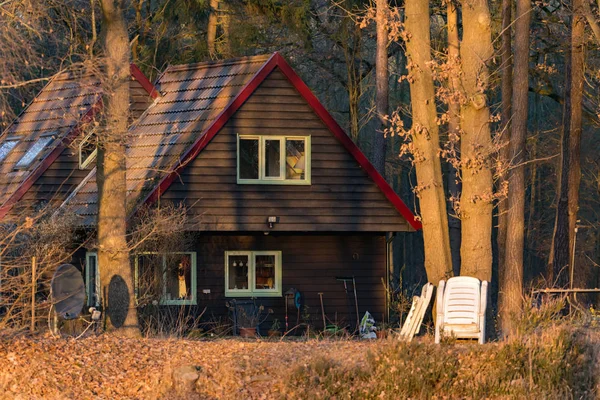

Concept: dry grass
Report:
left=0, top=324, right=598, bottom=399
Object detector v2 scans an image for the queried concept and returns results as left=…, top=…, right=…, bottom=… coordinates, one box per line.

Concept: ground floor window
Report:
left=225, top=251, right=282, bottom=297
left=85, top=252, right=100, bottom=307
left=134, top=252, right=197, bottom=305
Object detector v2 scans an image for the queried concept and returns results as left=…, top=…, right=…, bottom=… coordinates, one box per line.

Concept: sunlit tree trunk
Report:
left=207, top=0, right=219, bottom=58
left=459, top=0, right=494, bottom=282
left=447, top=0, right=461, bottom=274
left=499, top=0, right=531, bottom=336
left=404, top=0, right=453, bottom=285
left=498, top=0, right=512, bottom=279
left=373, top=0, right=388, bottom=176
left=98, top=0, right=139, bottom=336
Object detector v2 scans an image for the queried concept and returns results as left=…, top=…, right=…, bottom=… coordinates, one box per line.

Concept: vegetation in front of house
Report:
left=0, top=324, right=597, bottom=399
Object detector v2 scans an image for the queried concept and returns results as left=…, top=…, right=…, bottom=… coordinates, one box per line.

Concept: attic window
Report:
left=79, top=128, right=98, bottom=169
left=0, top=140, right=18, bottom=162
left=15, top=136, right=53, bottom=168
left=237, top=135, right=310, bottom=185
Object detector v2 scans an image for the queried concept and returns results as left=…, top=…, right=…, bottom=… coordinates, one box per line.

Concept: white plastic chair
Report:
left=398, top=282, right=434, bottom=342
left=434, top=277, right=488, bottom=344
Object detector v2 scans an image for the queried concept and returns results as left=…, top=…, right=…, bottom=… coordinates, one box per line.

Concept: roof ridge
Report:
left=164, top=54, right=274, bottom=73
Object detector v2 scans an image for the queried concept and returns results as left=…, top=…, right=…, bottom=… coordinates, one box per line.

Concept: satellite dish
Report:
left=50, top=264, right=85, bottom=320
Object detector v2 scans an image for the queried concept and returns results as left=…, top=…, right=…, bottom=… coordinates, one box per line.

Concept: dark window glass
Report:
left=264, top=139, right=281, bottom=177
left=239, top=138, right=259, bottom=179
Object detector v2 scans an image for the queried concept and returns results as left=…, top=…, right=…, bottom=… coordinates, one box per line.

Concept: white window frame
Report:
left=237, top=135, right=311, bottom=185
left=225, top=250, right=282, bottom=297
left=15, top=136, right=53, bottom=168
left=134, top=252, right=197, bottom=306
left=79, top=128, right=98, bottom=169
left=85, top=252, right=100, bottom=307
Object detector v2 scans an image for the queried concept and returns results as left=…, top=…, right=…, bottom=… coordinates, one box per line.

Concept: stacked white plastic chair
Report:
left=434, top=276, right=488, bottom=344
left=398, top=282, right=434, bottom=342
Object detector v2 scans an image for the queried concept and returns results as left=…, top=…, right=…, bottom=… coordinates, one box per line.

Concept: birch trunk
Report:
left=459, top=0, right=494, bottom=282
left=98, top=0, right=139, bottom=336
left=207, top=0, right=219, bottom=58
left=404, top=0, right=453, bottom=285
left=499, top=0, right=531, bottom=336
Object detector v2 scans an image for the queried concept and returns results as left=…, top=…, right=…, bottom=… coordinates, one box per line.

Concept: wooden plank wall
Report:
left=160, top=68, right=410, bottom=232
left=129, top=78, right=154, bottom=120
left=192, top=234, right=387, bottom=332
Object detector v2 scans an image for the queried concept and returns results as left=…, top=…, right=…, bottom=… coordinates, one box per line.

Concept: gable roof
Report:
left=0, top=64, right=157, bottom=220
left=64, top=53, right=421, bottom=230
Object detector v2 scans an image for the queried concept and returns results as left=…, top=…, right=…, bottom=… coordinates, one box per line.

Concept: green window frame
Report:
left=237, top=135, right=311, bottom=185
left=134, top=252, right=197, bottom=306
left=225, top=250, right=282, bottom=297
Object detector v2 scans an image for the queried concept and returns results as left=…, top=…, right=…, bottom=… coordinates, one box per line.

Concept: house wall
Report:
left=160, top=68, right=411, bottom=232
left=190, top=233, right=387, bottom=332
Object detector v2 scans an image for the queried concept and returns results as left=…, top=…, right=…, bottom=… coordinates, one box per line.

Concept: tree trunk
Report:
left=373, top=0, right=388, bottom=176
left=498, top=0, right=512, bottom=281
left=459, top=0, right=494, bottom=282
left=98, top=0, right=140, bottom=337
left=207, top=0, right=219, bottom=59
left=447, top=0, right=461, bottom=275
left=404, top=0, right=453, bottom=285
left=551, top=0, right=584, bottom=287
left=568, top=0, right=584, bottom=285
left=499, top=0, right=531, bottom=336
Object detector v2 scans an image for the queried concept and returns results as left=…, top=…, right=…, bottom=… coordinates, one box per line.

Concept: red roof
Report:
left=64, top=53, right=421, bottom=230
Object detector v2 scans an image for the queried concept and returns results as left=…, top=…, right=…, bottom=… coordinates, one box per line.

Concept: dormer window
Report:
left=79, top=128, right=98, bottom=169
left=237, top=135, right=310, bottom=184
left=0, top=140, right=18, bottom=162
left=15, top=136, right=53, bottom=168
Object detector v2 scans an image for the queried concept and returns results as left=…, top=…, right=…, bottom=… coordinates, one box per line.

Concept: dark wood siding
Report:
left=129, top=78, right=154, bottom=120
left=8, top=145, right=89, bottom=218
left=160, top=68, right=411, bottom=232
left=191, top=234, right=386, bottom=331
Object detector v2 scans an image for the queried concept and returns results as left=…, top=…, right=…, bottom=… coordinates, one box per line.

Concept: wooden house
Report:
left=62, top=53, right=421, bottom=331
left=0, top=64, right=157, bottom=221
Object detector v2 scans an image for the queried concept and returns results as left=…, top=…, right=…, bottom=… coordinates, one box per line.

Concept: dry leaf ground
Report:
left=0, top=327, right=598, bottom=399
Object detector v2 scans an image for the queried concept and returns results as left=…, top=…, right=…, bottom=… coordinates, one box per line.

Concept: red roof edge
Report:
left=0, top=101, right=103, bottom=220
left=130, top=63, right=160, bottom=99
left=271, top=53, right=421, bottom=230
left=141, top=52, right=421, bottom=231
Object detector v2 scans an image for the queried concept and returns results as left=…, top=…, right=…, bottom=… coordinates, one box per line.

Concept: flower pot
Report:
left=376, top=330, right=388, bottom=339
left=268, top=330, right=281, bottom=338
left=239, top=327, right=257, bottom=338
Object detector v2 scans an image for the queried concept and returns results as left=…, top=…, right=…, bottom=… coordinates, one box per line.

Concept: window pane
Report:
left=255, top=254, right=276, bottom=290
left=0, top=140, right=18, bottom=162
left=228, top=254, right=249, bottom=290
left=164, top=254, right=192, bottom=301
left=264, top=139, right=281, bottom=178
left=286, top=139, right=306, bottom=180
left=239, top=138, right=259, bottom=179
left=87, top=255, right=98, bottom=306
left=137, top=254, right=162, bottom=304
left=80, top=130, right=98, bottom=168
left=16, top=136, right=52, bottom=168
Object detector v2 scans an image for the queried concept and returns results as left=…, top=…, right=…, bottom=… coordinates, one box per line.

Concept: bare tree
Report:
left=403, top=0, right=453, bottom=285
left=97, top=0, right=139, bottom=336
left=207, top=0, right=220, bottom=59
left=373, top=0, right=388, bottom=176
left=500, top=0, right=531, bottom=336
left=458, top=0, right=494, bottom=282
left=551, top=0, right=585, bottom=287
left=447, top=0, right=461, bottom=273
left=497, top=0, right=512, bottom=278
